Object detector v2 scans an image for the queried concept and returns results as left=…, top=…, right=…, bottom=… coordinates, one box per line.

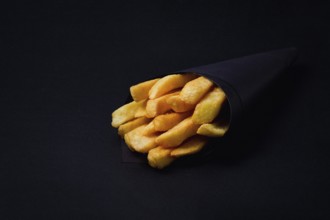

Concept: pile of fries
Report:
left=111, top=74, right=229, bottom=169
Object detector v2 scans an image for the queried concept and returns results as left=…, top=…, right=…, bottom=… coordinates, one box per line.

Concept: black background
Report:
left=1, top=1, right=330, bottom=219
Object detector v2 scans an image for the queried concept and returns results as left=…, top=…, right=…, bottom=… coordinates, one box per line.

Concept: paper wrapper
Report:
left=121, top=48, right=298, bottom=163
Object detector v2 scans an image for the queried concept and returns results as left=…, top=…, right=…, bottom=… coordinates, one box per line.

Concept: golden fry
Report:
left=153, top=112, right=191, bottom=131
left=112, top=101, right=140, bottom=128
left=170, top=136, right=208, bottom=157
left=166, top=95, right=195, bottom=112
left=180, top=76, right=214, bottom=104
left=134, top=100, right=147, bottom=118
left=192, top=88, right=226, bottom=124
left=197, top=123, right=228, bottom=137
left=118, top=117, right=150, bottom=137
left=130, top=78, right=159, bottom=101
left=146, top=91, right=179, bottom=118
left=143, top=120, right=156, bottom=135
left=124, top=125, right=158, bottom=153
left=155, top=117, right=200, bottom=148
left=148, top=74, right=197, bottom=99
left=148, top=147, right=175, bottom=169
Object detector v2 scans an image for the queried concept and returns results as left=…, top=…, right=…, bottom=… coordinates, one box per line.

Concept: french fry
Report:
left=112, top=101, right=140, bottom=128
left=153, top=112, right=191, bottom=131
left=155, top=117, right=200, bottom=148
left=143, top=120, right=156, bottom=135
left=124, top=125, right=158, bottom=153
left=135, top=100, right=147, bottom=118
left=146, top=91, right=179, bottom=118
left=130, top=78, right=159, bottom=101
left=180, top=76, right=214, bottom=104
left=166, top=95, right=195, bottom=112
left=118, top=117, right=151, bottom=137
left=112, top=73, right=229, bottom=169
left=148, top=74, right=197, bottom=99
left=170, top=136, right=208, bottom=157
left=192, top=87, right=226, bottom=124
left=148, top=147, right=175, bottom=169
left=197, top=123, right=228, bottom=137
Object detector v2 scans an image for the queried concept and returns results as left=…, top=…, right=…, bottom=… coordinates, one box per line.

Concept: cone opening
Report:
left=174, top=72, right=234, bottom=133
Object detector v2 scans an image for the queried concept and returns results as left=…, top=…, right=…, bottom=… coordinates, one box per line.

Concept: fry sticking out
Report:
left=118, top=117, right=151, bottom=137
left=148, top=147, right=175, bottom=169
left=130, top=78, right=159, bottom=101
left=197, top=123, right=229, bottom=137
left=180, top=76, right=214, bottom=104
left=148, top=74, right=197, bottom=99
left=112, top=101, right=140, bottom=127
left=124, top=125, right=158, bottom=153
left=170, top=136, right=208, bottom=157
left=192, top=87, right=226, bottom=124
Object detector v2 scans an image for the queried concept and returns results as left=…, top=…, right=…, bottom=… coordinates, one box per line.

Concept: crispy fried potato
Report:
left=153, top=112, right=191, bottom=131
left=118, top=117, right=151, bottom=137
left=166, top=95, right=195, bottom=112
left=146, top=91, right=179, bottom=118
left=148, top=147, right=175, bottom=169
left=192, top=88, right=226, bottom=124
left=180, top=76, right=214, bottom=104
left=112, top=101, right=140, bottom=127
left=155, top=117, right=200, bottom=148
left=170, top=136, right=208, bottom=157
left=148, top=74, right=197, bottom=99
left=130, top=78, right=159, bottom=101
left=197, top=123, right=228, bottom=137
left=124, top=125, right=158, bottom=153
left=134, top=100, right=147, bottom=118
left=143, top=120, right=156, bottom=135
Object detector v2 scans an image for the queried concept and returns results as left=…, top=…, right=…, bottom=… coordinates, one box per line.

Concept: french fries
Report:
left=111, top=73, right=229, bottom=169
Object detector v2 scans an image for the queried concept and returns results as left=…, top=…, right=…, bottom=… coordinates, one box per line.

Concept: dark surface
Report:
left=1, top=1, right=330, bottom=219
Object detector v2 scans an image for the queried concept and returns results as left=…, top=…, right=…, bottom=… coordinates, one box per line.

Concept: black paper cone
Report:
left=120, top=47, right=298, bottom=163
left=176, top=47, right=297, bottom=129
